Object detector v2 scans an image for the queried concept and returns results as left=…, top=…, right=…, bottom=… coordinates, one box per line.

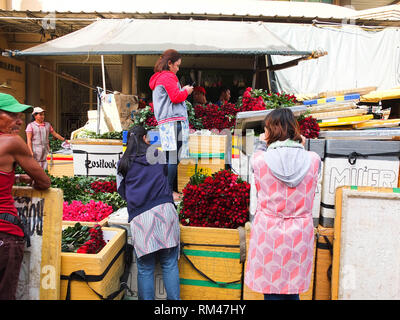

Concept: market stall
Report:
left=7, top=18, right=331, bottom=300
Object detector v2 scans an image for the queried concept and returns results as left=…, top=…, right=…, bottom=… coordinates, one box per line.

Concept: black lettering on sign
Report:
left=85, top=158, right=117, bottom=169
left=14, top=196, right=44, bottom=236
left=0, top=60, right=23, bottom=74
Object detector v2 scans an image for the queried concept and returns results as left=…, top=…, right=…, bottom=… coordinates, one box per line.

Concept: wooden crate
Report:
left=311, top=108, right=367, bottom=121
left=179, top=225, right=245, bottom=300
left=243, top=227, right=317, bottom=300
left=46, top=153, right=74, bottom=177
left=60, top=227, right=125, bottom=300
left=188, top=134, right=227, bottom=158
left=62, top=217, right=109, bottom=228
left=314, top=225, right=334, bottom=300
left=177, top=158, right=225, bottom=192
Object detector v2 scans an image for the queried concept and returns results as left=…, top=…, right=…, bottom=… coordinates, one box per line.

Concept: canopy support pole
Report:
left=97, top=55, right=107, bottom=135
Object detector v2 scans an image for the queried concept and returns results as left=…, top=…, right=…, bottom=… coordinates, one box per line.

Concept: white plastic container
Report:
left=320, top=140, right=400, bottom=227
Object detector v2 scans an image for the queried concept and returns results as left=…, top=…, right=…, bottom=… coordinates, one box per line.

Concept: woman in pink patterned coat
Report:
left=245, top=108, right=321, bottom=300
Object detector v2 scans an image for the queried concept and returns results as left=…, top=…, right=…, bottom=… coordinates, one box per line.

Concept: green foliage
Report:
left=89, top=192, right=126, bottom=212
left=49, top=135, right=63, bottom=152
left=96, top=131, right=123, bottom=140
left=185, top=101, right=203, bottom=130
left=61, top=223, right=90, bottom=253
left=75, top=129, right=122, bottom=140
left=50, top=175, right=97, bottom=203
left=189, top=166, right=209, bottom=186
left=132, top=105, right=157, bottom=130
left=251, top=89, right=297, bottom=109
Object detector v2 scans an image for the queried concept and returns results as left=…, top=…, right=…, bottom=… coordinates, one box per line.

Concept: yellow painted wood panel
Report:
left=179, top=225, right=243, bottom=300
left=12, top=186, right=63, bottom=300
left=178, top=158, right=225, bottom=192
left=314, top=225, right=334, bottom=300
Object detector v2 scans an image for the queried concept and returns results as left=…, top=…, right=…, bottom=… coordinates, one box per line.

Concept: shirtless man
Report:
left=0, top=93, right=50, bottom=300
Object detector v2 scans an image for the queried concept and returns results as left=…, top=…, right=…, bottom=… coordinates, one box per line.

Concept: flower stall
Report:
left=132, top=87, right=321, bottom=300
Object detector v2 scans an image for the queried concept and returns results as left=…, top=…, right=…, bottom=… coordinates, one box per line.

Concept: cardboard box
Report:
left=46, top=153, right=74, bottom=177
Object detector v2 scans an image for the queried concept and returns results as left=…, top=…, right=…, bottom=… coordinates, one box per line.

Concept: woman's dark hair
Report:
left=154, top=49, right=181, bottom=73
left=263, top=108, right=302, bottom=145
left=117, top=125, right=149, bottom=177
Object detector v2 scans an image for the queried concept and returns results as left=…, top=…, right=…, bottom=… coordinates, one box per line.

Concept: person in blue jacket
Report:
left=117, top=125, right=180, bottom=300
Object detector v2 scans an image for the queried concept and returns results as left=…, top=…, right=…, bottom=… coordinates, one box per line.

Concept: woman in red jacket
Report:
left=149, top=49, right=193, bottom=201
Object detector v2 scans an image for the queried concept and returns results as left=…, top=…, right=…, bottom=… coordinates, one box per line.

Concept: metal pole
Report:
left=252, top=55, right=257, bottom=89
left=96, top=87, right=101, bottom=135
left=97, top=55, right=107, bottom=135
left=101, top=55, right=106, bottom=93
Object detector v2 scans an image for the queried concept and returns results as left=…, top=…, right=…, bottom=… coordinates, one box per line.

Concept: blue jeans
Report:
left=166, top=122, right=182, bottom=192
left=264, top=293, right=300, bottom=300
left=135, top=246, right=180, bottom=300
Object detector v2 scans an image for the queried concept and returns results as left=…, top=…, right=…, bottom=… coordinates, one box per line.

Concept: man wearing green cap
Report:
left=0, top=93, right=51, bottom=300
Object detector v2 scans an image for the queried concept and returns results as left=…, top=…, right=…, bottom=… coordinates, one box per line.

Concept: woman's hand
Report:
left=301, top=135, right=306, bottom=146
left=183, top=85, right=194, bottom=95
left=259, top=133, right=268, bottom=143
left=16, top=174, right=33, bottom=185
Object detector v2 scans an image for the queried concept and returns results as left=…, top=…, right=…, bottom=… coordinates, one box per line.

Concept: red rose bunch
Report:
left=90, top=180, right=117, bottom=194
left=180, top=169, right=250, bottom=229
left=241, top=87, right=267, bottom=111
left=63, top=200, right=113, bottom=222
left=193, top=103, right=238, bottom=131
left=298, top=116, right=320, bottom=139
left=138, top=99, right=147, bottom=110
left=133, top=102, right=158, bottom=130
left=76, top=225, right=107, bottom=254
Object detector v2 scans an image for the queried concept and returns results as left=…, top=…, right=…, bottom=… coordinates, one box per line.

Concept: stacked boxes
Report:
left=320, top=140, right=400, bottom=227
left=177, top=134, right=227, bottom=192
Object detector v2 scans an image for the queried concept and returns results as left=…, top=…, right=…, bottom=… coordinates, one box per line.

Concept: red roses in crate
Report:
left=76, top=225, right=107, bottom=254
left=179, top=169, right=250, bottom=229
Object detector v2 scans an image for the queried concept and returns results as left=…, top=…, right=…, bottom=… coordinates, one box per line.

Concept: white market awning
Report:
left=9, top=18, right=313, bottom=56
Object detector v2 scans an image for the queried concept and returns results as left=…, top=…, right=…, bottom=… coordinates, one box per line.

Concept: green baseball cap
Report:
left=0, top=93, right=33, bottom=113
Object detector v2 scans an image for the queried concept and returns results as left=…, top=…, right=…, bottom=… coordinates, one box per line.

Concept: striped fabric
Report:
left=129, top=202, right=180, bottom=258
